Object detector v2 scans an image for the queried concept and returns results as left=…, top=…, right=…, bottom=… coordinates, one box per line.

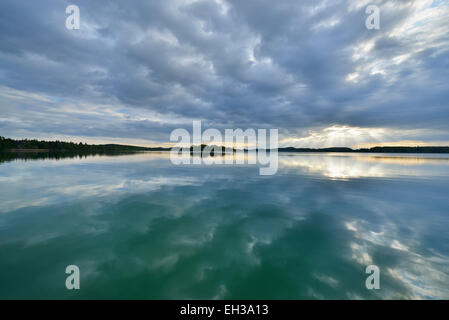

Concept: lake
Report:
left=0, top=152, right=448, bottom=299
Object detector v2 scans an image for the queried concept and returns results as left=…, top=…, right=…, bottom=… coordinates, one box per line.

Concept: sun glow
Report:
left=281, top=126, right=449, bottom=150
left=281, top=125, right=386, bottom=149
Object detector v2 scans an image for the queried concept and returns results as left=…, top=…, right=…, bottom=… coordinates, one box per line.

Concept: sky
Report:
left=0, top=0, right=448, bottom=148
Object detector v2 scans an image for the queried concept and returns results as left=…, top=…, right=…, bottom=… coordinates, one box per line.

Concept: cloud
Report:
left=0, top=0, right=448, bottom=146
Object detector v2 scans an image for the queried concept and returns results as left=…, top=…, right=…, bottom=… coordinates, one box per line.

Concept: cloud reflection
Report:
left=279, top=153, right=449, bottom=179
left=1, top=153, right=449, bottom=299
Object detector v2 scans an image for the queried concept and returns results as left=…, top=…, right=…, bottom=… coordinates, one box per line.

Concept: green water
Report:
left=0, top=152, right=448, bottom=299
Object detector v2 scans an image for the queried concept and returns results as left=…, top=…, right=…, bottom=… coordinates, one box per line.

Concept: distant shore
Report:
left=1, top=136, right=449, bottom=154
left=7, top=149, right=50, bottom=153
left=277, top=146, right=449, bottom=153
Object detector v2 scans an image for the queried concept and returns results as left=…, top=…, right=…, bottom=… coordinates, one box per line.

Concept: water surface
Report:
left=1, top=152, right=448, bottom=299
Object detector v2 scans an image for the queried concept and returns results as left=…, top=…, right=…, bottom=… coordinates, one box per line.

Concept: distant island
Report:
left=277, top=146, right=449, bottom=153
left=1, top=136, right=449, bottom=156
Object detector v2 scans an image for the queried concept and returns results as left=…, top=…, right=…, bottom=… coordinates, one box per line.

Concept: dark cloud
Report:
left=0, top=0, right=448, bottom=146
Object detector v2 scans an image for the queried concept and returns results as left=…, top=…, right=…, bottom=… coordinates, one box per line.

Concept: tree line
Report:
left=0, top=136, right=168, bottom=153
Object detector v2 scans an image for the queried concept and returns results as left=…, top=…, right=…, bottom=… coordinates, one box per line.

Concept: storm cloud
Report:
left=0, top=0, right=448, bottom=147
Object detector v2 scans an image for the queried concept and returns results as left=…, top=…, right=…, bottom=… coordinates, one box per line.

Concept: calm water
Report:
left=0, top=152, right=449, bottom=299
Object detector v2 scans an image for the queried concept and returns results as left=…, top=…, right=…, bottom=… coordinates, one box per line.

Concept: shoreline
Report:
left=2, top=148, right=449, bottom=154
